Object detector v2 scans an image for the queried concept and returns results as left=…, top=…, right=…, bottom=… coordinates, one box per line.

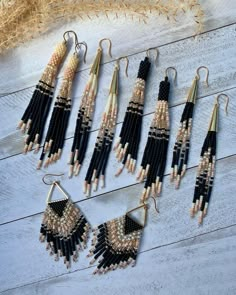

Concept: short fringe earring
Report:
left=171, top=66, right=209, bottom=188
left=39, top=174, right=90, bottom=268
left=18, top=31, right=76, bottom=153
left=37, top=42, right=87, bottom=169
left=137, top=67, right=177, bottom=202
left=83, top=57, right=129, bottom=197
left=114, top=48, right=157, bottom=176
left=190, top=94, right=229, bottom=224
left=69, top=38, right=112, bottom=177
left=88, top=203, right=147, bottom=274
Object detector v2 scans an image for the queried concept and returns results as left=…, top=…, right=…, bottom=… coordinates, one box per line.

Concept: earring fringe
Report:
left=37, top=53, right=79, bottom=169
left=19, top=41, right=67, bottom=153
left=84, top=63, right=119, bottom=196
left=137, top=76, right=170, bottom=202
left=68, top=48, right=102, bottom=177
left=170, top=76, right=198, bottom=188
left=114, top=57, right=151, bottom=175
left=88, top=213, right=143, bottom=274
left=190, top=103, right=218, bottom=224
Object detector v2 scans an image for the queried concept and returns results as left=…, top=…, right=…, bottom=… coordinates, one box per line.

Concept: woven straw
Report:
left=0, top=0, right=204, bottom=54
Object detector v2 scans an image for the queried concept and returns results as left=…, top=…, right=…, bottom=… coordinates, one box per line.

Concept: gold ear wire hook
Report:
left=116, top=56, right=129, bottom=77
left=165, top=67, right=177, bottom=85
left=42, top=173, right=64, bottom=185
left=215, top=93, right=229, bottom=115
left=196, top=66, right=209, bottom=87
left=150, top=197, right=159, bottom=214
left=75, top=41, right=88, bottom=63
left=146, top=47, right=159, bottom=66
left=63, top=30, right=78, bottom=44
left=99, top=38, right=112, bottom=57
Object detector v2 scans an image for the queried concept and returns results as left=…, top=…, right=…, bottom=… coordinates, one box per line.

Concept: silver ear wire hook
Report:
left=99, top=38, right=112, bottom=58
left=196, top=66, right=209, bottom=87
left=75, top=41, right=88, bottom=63
left=116, top=56, right=129, bottom=77
left=63, top=30, right=78, bottom=45
left=215, top=93, right=230, bottom=115
left=165, top=67, right=177, bottom=85
left=42, top=173, right=64, bottom=185
left=146, top=47, right=159, bottom=66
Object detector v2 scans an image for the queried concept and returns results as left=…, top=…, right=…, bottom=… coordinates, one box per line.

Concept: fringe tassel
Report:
left=137, top=76, right=170, bottom=202
left=114, top=57, right=151, bottom=176
left=190, top=103, right=218, bottom=224
left=88, top=213, right=143, bottom=274
left=68, top=48, right=102, bottom=177
left=37, top=53, right=79, bottom=169
left=170, top=76, right=198, bottom=188
left=84, top=63, right=119, bottom=197
left=18, top=41, right=67, bottom=153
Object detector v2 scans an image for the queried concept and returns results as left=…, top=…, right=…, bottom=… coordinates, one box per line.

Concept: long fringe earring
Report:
left=114, top=48, right=158, bottom=176
left=137, top=67, right=177, bottom=202
left=190, top=94, right=229, bottom=224
left=68, top=38, right=112, bottom=177
left=39, top=174, right=90, bottom=268
left=83, top=57, right=129, bottom=197
left=170, top=66, right=209, bottom=188
left=88, top=198, right=158, bottom=274
left=37, top=42, right=87, bottom=169
left=18, top=31, right=77, bottom=153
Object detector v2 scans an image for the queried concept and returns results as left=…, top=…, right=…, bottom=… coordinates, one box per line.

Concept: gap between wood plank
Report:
left=1, top=153, right=234, bottom=227
left=1, top=222, right=235, bottom=294
left=0, top=21, right=235, bottom=99
left=0, top=85, right=235, bottom=162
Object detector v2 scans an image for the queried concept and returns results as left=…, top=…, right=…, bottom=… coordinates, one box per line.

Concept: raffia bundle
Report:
left=0, top=0, right=204, bottom=54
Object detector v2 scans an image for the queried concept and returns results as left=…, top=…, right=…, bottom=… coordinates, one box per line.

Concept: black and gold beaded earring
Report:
left=114, top=48, right=158, bottom=176
left=69, top=38, right=112, bottom=177
left=83, top=56, right=129, bottom=197
left=190, top=94, right=229, bottom=224
left=39, top=174, right=90, bottom=268
left=137, top=67, right=177, bottom=202
left=88, top=198, right=158, bottom=274
left=37, top=42, right=87, bottom=169
left=170, top=66, right=209, bottom=188
left=18, top=31, right=77, bottom=153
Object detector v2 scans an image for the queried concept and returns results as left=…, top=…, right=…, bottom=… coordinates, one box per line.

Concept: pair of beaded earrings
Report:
left=40, top=173, right=158, bottom=273
left=18, top=31, right=87, bottom=167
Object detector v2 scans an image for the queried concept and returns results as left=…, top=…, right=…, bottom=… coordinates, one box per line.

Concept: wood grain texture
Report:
left=0, top=24, right=236, bottom=160
left=0, top=155, right=235, bottom=292
left=3, top=225, right=236, bottom=295
left=0, top=87, right=235, bottom=225
left=1, top=0, right=236, bottom=95
left=0, top=1, right=236, bottom=294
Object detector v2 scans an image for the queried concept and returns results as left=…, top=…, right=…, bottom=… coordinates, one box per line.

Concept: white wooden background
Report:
left=0, top=1, right=236, bottom=294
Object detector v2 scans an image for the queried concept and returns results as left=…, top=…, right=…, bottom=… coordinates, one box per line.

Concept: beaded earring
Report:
left=39, top=174, right=90, bottom=268
left=170, top=66, right=209, bottom=188
left=114, top=48, right=158, bottom=176
left=83, top=57, right=129, bottom=197
left=37, top=42, right=87, bottom=169
left=18, top=31, right=76, bottom=153
left=88, top=198, right=158, bottom=274
left=68, top=38, right=112, bottom=177
left=190, top=94, right=229, bottom=224
left=137, top=67, right=177, bottom=202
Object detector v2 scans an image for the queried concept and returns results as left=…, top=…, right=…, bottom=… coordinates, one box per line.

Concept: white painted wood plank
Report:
left=0, top=24, right=235, bottom=160
left=4, top=226, right=236, bottom=295
left=0, top=87, right=235, bottom=225
left=0, top=1, right=236, bottom=94
left=0, top=155, right=235, bottom=291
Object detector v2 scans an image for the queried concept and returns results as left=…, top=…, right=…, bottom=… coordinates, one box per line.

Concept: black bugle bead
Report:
left=94, top=246, right=107, bottom=259
left=158, top=77, right=170, bottom=102
left=137, top=57, right=151, bottom=81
